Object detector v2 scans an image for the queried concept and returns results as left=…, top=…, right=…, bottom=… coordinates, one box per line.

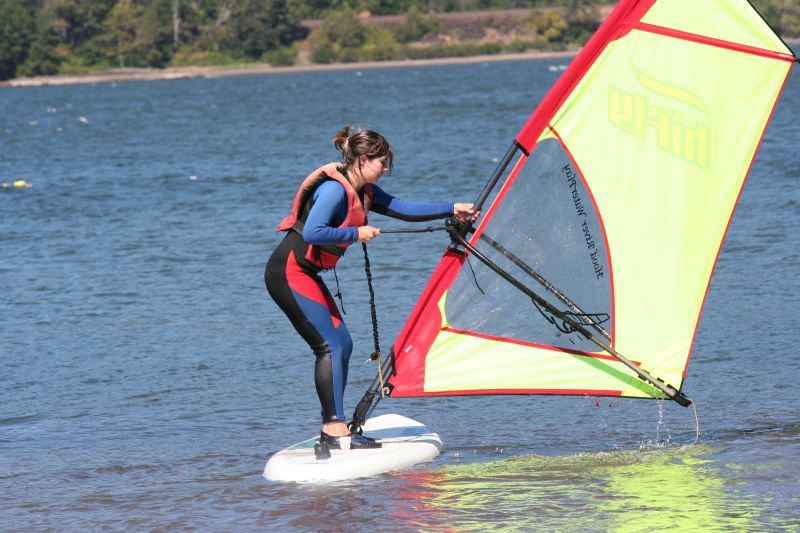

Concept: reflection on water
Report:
left=377, top=445, right=766, bottom=531
left=599, top=451, right=741, bottom=531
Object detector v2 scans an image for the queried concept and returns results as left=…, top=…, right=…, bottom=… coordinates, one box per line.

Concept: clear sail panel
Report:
left=445, top=138, right=613, bottom=353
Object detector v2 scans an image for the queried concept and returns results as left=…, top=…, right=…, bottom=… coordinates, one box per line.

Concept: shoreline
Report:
left=0, top=49, right=580, bottom=89
left=5, top=36, right=795, bottom=89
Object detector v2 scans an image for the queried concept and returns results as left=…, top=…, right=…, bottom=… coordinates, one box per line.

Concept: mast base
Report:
left=672, top=390, right=692, bottom=407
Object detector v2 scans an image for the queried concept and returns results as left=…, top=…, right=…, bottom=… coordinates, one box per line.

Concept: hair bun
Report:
left=333, top=126, right=352, bottom=153
left=331, top=126, right=394, bottom=174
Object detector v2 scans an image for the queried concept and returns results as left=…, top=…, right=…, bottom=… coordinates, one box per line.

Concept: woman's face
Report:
left=358, top=155, right=389, bottom=184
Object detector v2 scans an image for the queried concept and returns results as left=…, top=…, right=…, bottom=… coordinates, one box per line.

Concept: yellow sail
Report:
left=385, top=0, right=794, bottom=402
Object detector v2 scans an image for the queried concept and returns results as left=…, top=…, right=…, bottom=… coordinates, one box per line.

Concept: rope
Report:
left=690, top=399, right=701, bottom=443
left=331, top=266, right=345, bottom=315
left=362, top=242, right=385, bottom=398
left=466, top=255, right=485, bottom=295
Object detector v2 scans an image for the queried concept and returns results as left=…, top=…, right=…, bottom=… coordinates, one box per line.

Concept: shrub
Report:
left=523, top=9, right=568, bottom=43
left=264, top=46, right=296, bottom=66
left=404, top=42, right=502, bottom=60
left=310, top=9, right=399, bottom=64
left=311, top=41, right=336, bottom=63
left=170, top=46, right=242, bottom=66
left=394, top=9, right=442, bottom=43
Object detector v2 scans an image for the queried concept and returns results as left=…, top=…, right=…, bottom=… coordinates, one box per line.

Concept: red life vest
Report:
left=277, top=163, right=373, bottom=270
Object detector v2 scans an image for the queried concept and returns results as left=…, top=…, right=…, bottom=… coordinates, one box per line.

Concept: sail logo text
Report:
left=608, top=86, right=709, bottom=168
left=563, top=164, right=604, bottom=280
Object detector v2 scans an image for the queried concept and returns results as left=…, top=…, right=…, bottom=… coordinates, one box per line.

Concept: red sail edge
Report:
left=388, top=251, right=464, bottom=396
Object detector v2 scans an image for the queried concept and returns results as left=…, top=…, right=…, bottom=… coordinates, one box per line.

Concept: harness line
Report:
left=362, top=242, right=385, bottom=398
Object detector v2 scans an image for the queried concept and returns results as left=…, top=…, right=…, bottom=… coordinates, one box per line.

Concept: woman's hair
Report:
left=333, top=126, right=394, bottom=173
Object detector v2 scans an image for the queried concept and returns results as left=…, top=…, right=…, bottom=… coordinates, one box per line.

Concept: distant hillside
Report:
left=0, top=0, right=796, bottom=81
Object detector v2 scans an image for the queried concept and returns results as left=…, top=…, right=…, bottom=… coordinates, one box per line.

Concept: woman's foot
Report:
left=321, top=421, right=350, bottom=437
left=315, top=420, right=381, bottom=459
left=319, top=431, right=382, bottom=450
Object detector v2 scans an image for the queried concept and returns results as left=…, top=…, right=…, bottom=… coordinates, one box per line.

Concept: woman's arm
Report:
left=370, top=185, right=454, bottom=222
left=302, top=181, right=359, bottom=245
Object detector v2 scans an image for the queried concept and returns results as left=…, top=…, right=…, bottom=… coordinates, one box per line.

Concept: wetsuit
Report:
left=265, top=174, right=453, bottom=423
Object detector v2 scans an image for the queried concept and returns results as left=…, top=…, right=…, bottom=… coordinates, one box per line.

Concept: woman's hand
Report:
left=357, top=225, right=381, bottom=242
left=453, top=203, right=480, bottom=222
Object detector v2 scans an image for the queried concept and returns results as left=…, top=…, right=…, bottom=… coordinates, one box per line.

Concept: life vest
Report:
left=277, top=163, right=373, bottom=270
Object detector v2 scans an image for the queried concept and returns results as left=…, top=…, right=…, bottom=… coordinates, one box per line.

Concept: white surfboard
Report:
left=263, top=413, right=442, bottom=483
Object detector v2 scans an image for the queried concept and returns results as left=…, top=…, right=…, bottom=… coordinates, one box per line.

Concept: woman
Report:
left=265, top=127, right=476, bottom=456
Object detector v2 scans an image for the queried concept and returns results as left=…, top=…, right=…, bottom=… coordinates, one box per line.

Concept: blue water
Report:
left=1, top=59, right=798, bottom=530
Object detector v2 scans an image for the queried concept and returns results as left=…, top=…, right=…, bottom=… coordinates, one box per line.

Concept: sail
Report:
left=386, top=0, right=795, bottom=401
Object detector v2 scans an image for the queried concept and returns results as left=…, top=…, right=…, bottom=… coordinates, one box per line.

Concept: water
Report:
left=1, top=59, right=798, bottom=530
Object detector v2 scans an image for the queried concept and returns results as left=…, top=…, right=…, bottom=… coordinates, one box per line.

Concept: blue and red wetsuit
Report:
left=265, top=172, right=452, bottom=423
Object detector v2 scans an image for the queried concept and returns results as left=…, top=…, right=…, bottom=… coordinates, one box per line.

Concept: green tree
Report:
left=138, top=0, right=175, bottom=66
left=50, top=0, right=117, bottom=46
left=222, top=0, right=307, bottom=59
left=169, top=0, right=220, bottom=52
left=364, top=0, right=413, bottom=16
left=524, top=9, right=567, bottom=42
left=394, top=7, right=442, bottom=43
left=0, top=1, right=36, bottom=80
left=295, top=0, right=349, bottom=19
left=316, top=9, right=370, bottom=49
left=311, top=8, right=397, bottom=63
left=17, top=9, right=63, bottom=77
left=102, top=0, right=143, bottom=67
left=754, top=0, right=800, bottom=37
left=562, top=0, right=599, bottom=44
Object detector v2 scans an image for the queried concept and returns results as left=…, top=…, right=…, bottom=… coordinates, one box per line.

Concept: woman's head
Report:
left=333, top=126, right=394, bottom=187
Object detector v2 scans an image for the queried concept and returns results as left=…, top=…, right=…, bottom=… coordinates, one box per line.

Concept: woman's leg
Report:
left=265, top=248, right=353, bottom=425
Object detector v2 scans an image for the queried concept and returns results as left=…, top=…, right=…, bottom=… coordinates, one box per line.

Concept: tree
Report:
left=169, top=0, right=219, bottom=51
left=50, top=0, right=117, bottom=46
left=394, top=8, right=442, bottom=43
left=17, top=9, right=63, bottom=77
left=754, top=0, right=800, bottom=37
left=365, top=0, right=413, bottom=16
left=137, top=0, right=174, bottom=66
left=524, top=9, right=567, bottom=42
left=0, top=0, right=36, bottom=80
left=562, top=0, right=599, bottom=43
left=225, top=0, right=307, bottom=58
left=102, top=0, right=142, bottom=67
left=172, top=0, right=181, bottom=48
left=311, top=8, right=397, bottom=63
